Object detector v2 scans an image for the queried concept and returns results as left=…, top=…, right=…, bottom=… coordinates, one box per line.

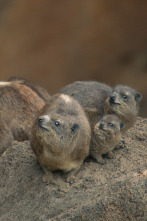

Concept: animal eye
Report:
left=54, top=121, right=60, bottom=126
left=108, top=123, right=114, bottom=127
left=122, top=94, right=128, bottom=99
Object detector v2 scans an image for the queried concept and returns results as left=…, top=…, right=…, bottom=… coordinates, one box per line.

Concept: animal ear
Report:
left=71, top=123, right=79, bottom=133
left=135, top=93, right=142, bottom=102
left=120, top=122, right=125, bottom=130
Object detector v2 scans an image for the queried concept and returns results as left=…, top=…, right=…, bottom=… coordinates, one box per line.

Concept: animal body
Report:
left=8, top=77, right=51, bottom=102
left=0, top=80, right=50, bottom=155
left=91, top=114, right=124, bottom=164
left=30, top=93, right=91, bottom=184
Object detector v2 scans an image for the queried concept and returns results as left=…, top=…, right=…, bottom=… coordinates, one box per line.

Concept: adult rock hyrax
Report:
left=8, top=76, right=51, bottom=102
left=30, top=93, right=91, bottom=184
left=104, top=84, right=142, bottom=132
left=0, top=80, right=50, bottom=155
left=60, top=81, right=112, bottom=117
left=59, top=81, right=142, bottom=132
left=91, top=114, right=125, bottom=164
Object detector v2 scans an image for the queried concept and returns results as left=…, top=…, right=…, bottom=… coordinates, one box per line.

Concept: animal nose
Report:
left=71, top=123, right=79, bottom=133
left=38, top=117, right=44, bottom=122
left=109, top=95, right=116, bottom=103
left=99, top=123, right=104, bottom=129
left=38, top=115, right=50, bottom=124
left=38, top=117, right=44, bottom=125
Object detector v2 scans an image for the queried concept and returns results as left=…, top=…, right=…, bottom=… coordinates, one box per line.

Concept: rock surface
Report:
left=0, top=117, right=146, bottom=221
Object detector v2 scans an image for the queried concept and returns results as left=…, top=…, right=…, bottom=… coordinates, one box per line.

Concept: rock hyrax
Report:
left=8, top=77, right=51, bottom=102
left=91, top=114, right=125, bottom=164
left=30, top=93, right=91, bottom=184
left=60, top=81, right=112, bottom=117
left=0, top=80, right=50, bottom=155
left=104, top=84, right=142, bottom=132
left=59, top=81, right=142, bottom=132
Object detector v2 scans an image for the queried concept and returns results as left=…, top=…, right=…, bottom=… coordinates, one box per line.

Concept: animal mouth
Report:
left=109, top=95, right=120, bottom=106
left=109, top=100, right=120, bottom=106
left=38, top=124, right=49, bottom=132
left=99, top=127, right=107, bottom=131
left=98, top=124, right=107, bottom=131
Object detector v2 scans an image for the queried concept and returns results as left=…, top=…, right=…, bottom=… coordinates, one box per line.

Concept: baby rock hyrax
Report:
left=59, top=81, right=142, bottom=132
left=0, top=80, right=50, bottom=155
left=30, top=93, right=91, bottom=184
left=91, top=114, right=125, bottom=164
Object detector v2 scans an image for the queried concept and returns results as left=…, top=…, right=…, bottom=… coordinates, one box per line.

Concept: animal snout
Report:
left=38, top=115, right=50, bottom=126
left=38, top=117, right=44, bottom=122
left=38, top=117, right=45, bottom=126
left=109, top=95, right=116, bottom=103
left=99, top=123, right=104, bottom=129
left=71, top=123, right=79, bottom=133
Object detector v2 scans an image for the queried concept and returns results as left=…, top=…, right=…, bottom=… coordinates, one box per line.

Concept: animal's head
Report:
left=104, top=85, right=142, bottom=125
left=94, top=114, right=124, bottom=145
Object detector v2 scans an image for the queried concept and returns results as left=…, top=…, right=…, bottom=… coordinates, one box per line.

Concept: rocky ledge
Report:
left=0, top=117, right=146, bottom=221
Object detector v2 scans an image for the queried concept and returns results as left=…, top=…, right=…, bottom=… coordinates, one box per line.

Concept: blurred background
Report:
left=0, top=0, right=146, bottom=116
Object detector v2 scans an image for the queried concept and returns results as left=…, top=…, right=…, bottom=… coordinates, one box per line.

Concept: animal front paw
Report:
left=66, top=176, right=76, bottom=184
left=42, top=174, right=54, bottom=185
left=95, top=156, right=107, bottom=165
left=115, top=140, right=126, bottom=150
left=106, top=152, right=115, bottom=159
left=42, top=170, right=54, bottom=185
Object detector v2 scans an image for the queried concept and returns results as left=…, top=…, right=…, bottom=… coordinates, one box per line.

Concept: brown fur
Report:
left=59, top=81, right=112, bottom=117
left=0, top=81, right=50, bottom=155
left=59, top=81, right=142, bottom=132
left=8, top=77, right=51, bottom=102
left=30, top=93, right=91, bottom=184
left=90, top=114, right=124, bottom=164
left=104, top=84, right=142, bottom=132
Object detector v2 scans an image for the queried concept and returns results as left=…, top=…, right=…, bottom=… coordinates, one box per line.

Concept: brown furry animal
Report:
left=91, top=114, right=124, bottom=164
left=104, top=84, right=142, bottom=132
left=59, top=81, right=142, bottom=132
left=30, top=93, right=91, bottom=184
left=60, top=81, right=112, bottom=117
left=8, top=77, right=51, bottom=102
left=0, top=81, right=50, bottom=155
